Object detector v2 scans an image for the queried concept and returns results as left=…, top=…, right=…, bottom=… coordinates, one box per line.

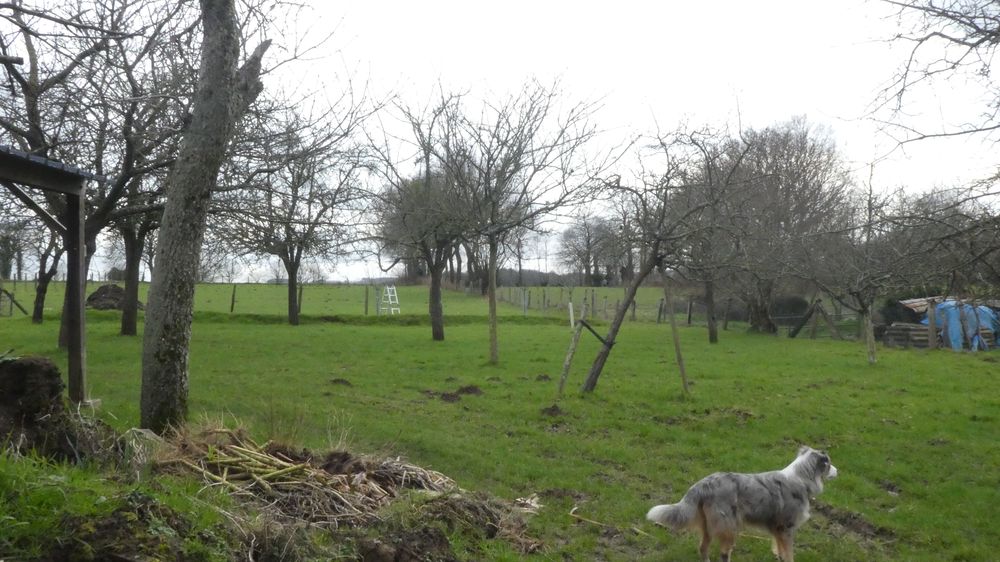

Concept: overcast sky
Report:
left=288, top=0, right=995, bottom=195
left=233, top=1, right=997, bottom=281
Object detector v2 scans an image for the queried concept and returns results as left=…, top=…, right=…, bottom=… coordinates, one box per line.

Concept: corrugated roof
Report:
left=0, top=144, right=105, bottom=182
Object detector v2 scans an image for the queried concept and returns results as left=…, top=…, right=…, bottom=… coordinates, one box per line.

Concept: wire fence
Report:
left=495, top=286, right=863, bottom=339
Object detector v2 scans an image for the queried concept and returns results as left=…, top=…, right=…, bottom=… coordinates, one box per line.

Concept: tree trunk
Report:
left=285, top=259, right=299, bottom=326
left=32, top=247, right=62, bottom=324
left=141, top=0, right=269, bottom=433
left=746, top=279, right=777, bottom=333
left=861, top=306, right=877, bottom=364
left=487, top=236, right=499, bottom=364
left=429, top=259, right=446, bottom=341
left=704, top=278, right=718, bottom=343
left=581, top=250, right=658, bottom=392
left=120, top=226, right=145, bottom=336
left=663, top=274, right=690, bottom=396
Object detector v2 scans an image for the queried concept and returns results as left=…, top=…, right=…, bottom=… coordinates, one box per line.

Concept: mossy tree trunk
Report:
left=140, top=0, right=269, bottom=433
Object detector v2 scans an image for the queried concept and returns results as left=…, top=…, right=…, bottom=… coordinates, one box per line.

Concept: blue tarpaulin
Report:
left=922, top=300, right=1000, bottom=351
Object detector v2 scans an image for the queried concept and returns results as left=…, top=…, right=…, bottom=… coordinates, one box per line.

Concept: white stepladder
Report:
left=378, top=284, right=401, bottom=315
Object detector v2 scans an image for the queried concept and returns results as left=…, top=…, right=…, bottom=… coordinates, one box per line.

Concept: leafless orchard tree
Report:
left=879, top=0, right=1000, bottom=292
left=430, top=81, right=611, bottom=364
left=672, top=127, right=753, bottom=343
left=368, top=97, right=468, bottom=340
left=0, top=0, right=199, bottom=340
left=881, top=0, right=1000, bottom=144
left=140, top=0, right=270, bottom=433
left=214, top=104, right=369, bottom=325
left=728, top=118, right=852, bottom=333
left=581, top=131, right=712, bottom=393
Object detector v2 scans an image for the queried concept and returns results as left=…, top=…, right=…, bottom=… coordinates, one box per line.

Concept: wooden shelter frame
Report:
left=0, top=144, right=103, bottom=403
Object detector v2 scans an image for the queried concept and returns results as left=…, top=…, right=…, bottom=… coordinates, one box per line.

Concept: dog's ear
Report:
left=798, top=445, right=811, bottom=456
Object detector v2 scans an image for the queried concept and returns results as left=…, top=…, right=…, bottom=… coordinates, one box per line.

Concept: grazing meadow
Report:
left=0, top=282, right=997, bottom=560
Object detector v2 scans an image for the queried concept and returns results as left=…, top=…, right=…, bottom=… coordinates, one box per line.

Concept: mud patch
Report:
left=540, top=404, right=564, bottom=417
left=424, top=385, right=484, bottom=402
left=358, top=526, right=457, bottom=562
left=877, top=480, right=901, bottom=496
left=329, top=378, right=353, bottom=386
left=812, top=501, right=896, bottom=543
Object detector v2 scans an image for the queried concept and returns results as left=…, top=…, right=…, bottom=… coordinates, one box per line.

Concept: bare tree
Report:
left=881, top=1, right=1000, bottom=144
left=558, top=213, right=602, bottom=286
left=728, top=118, right=851, bottom=333
left=0, top=0, right=199, bottom=343
left=215, top=107, right=367, bottom=325
left=581, top=131, right=708, bottom=392
left=140, top=0, right=270, bottom=433
left=432, top=81, right=608, bottom=364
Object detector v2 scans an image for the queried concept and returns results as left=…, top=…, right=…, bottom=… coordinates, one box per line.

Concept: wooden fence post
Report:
left=927, top=299, right=937, bottom=350
left=230, top=284, right=237, bottom=313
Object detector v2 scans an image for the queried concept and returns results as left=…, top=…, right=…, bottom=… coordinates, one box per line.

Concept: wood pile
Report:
left=883, top=323, right=933, bottom=348
left=883, top=322, right=996, bottom=349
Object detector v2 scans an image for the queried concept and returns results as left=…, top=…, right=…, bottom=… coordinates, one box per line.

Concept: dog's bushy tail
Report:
left=646, top=498, right=699, bottom=531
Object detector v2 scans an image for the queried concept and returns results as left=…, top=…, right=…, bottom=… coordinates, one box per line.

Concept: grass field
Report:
left=1, top=282, right=998, bottom=560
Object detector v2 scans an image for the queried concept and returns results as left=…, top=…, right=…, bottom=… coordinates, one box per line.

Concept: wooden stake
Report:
left=558, top=303, right=588, bottom=398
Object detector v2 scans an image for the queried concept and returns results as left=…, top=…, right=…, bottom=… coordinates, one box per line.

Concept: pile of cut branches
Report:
left=156, top=427, right=455, bottom=528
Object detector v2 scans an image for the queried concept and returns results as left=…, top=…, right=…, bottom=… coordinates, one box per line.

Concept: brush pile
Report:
left=156, top=427, right=456, bottom=528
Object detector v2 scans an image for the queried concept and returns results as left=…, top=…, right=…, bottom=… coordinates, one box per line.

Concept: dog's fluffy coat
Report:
left=646, top=446, right=837, bottom=562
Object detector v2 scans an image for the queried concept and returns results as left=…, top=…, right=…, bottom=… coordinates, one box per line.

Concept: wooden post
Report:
left=568, top=302, right=575, bottom=330
left=603, top=295, right=608, bottom=320
left=788, top=300, right=818, bottom=338
left=66, top=187, right=87, bottom=404
left=230, top=284, right=237, bottom=313
left=663, top=281, right=690, bottom=396
left=630, top=299, right=637, bottom=321
left=591, top=289, right=596, bottom=320
left=816, top=303, right=842, bottom=340
left=926, top=299, right=937, bottom=350
left=722, top=298, right=732, bottom=330
left=364, top=284, right=369, bottom=316
left=558, top=303, right=588, bottom=398
left=297, top=284, right=303, bottom=315
left=657, top=298, right=664, bottom=324
left=686, top=298, right=694, bottom=326
left=809, top=307, right=820, bottom=339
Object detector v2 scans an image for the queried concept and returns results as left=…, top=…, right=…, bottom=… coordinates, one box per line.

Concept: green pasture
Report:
left=0, top=282, right=997, bottom=560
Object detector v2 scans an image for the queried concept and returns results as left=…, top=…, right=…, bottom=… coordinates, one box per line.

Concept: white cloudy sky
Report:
left=280, top=0, right=998, bottom=194
left=223, top=0, right=997, bottom=281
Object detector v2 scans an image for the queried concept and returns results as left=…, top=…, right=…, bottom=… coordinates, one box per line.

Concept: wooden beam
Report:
left=1, top=180, right=67, bottom=235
